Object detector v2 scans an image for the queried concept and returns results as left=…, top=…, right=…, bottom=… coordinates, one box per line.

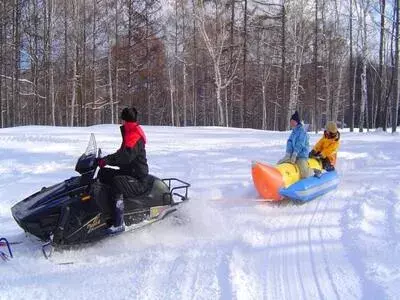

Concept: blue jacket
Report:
left=285, top=123, right=310, bottom=159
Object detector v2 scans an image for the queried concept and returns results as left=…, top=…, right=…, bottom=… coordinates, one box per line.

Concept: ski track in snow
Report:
left=1, top=125, right=400, bottom=299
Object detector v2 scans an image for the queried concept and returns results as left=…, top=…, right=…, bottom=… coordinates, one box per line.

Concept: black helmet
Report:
left=120, top=107, right=137, bottom=122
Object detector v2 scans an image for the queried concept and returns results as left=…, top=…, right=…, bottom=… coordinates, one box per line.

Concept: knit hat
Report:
left=120, top=107, right=137, bottom=122
left=326, top=121, right=338, bottom=133
left=290, top=111, right=301, bottom=124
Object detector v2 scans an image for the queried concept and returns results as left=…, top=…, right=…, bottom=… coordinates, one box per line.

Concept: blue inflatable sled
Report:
left=279, top=170, right=339, bottom=202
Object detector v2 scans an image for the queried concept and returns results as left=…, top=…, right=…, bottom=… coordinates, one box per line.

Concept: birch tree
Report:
left=357, top=0, right=370, bottom=132
left=392, top=0, right=399, bottom=132
left=70, top=0, right=78, bottom=126
left=196, top=0, right=240, bottom=126
left=376, top=0, right=385, bottom=129
left=285, top=0, right=314, bottom=128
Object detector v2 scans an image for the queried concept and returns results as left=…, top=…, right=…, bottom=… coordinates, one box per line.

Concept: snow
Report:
left=1, top=125, right=400, bottom=299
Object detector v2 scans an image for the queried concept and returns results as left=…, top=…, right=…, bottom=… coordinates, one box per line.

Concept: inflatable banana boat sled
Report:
left=251, top=159, right=339, bottom=202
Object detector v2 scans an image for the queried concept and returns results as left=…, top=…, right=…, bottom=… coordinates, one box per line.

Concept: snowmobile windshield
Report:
left=84, top=133, right=97, bottom=157
left=75, top=134, right=98, bottom=174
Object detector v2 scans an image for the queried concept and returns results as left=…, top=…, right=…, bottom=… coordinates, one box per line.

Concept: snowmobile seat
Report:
left=123, top=175, right=172, bottom=210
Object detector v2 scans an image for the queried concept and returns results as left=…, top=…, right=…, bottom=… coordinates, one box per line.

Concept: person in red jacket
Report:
left=97, top=107, right=149, bottom=233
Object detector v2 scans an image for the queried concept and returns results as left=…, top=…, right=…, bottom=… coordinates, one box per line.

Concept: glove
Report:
left=97, top=158, right=106, bottom=168
left=309, top=150, right=321, bottom=159
left=277, top=153, right=291, bottom=164
left=290, top=152, right=297, bottom=164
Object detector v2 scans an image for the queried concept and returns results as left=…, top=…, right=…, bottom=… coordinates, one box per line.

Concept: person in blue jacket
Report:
left=277, top=111, right=314, bottom=178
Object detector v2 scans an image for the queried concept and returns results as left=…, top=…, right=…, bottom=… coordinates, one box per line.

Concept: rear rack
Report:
left=162, top=178, right=190, bottom=205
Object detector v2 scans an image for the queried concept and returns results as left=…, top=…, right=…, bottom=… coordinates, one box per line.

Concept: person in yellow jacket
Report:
left=309, top=121, right=340, bottom=171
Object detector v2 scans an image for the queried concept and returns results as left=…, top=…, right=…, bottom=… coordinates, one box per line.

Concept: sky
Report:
left=1, top=124, right=400, bottom=299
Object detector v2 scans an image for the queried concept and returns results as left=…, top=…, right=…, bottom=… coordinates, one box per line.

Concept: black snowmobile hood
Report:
left=11, top=176, right=83, bottom=222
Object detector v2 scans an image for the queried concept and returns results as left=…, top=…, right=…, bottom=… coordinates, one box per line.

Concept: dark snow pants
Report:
left=321, top=158, right=335, bottom=171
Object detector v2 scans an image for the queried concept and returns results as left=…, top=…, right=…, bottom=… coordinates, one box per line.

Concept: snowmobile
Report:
left=11, top=134, right=190, bottom=251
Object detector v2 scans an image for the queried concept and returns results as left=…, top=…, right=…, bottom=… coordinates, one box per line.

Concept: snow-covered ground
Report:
left=1, top=125, right=400, bottom=300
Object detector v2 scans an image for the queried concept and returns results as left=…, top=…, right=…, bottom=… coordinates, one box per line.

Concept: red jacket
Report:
left=104, top=122, right=148, bottom=179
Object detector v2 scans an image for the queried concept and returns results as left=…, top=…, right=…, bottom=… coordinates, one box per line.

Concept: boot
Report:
left=107, top=195, right=125, bottom=234
left=313, top=169, right=322, bottom=178
left=322, top=158, right=335, bottom=171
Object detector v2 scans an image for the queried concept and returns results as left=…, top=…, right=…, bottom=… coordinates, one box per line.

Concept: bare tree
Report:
left=0, top=1, right=4, bottom=127
left=241, top=0, right=248, bottom=128
left=285, top=0, right=313, bottom=128
left=47, top=0, right=55, bottom=126
left=377, top=0, right=385, bottom=129
left=393, top=0, right=400, bottom=132
left=12, top=0, right=22, bottom=126
left=357, top=0, right=370, bottom=132
left=281, top=1, right=286, bottom=130
left=314, top=0, right=318, bottom=132
left=70, top=0, right=78, bottom=126
left=195, top=0, right=241, bottom=126
left=349, top=0, right=355, bottom=132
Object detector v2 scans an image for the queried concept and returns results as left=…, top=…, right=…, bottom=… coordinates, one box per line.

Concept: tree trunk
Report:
left=114, top=1, right=119, bottom=125
left=71, top=48, right=77, bottom=127
left=392, top=0, right=400, bottom=132
left=352, top=56, right=358, bottom=129
left=377, top=0, right=385, bottom=129
left=181, top=1, right=187, bottom=126
left=82, top=0, right=87, bottom=126
left=314, top=0, right=318, bottom=132
left=64, top=0, right=68, bottom=125
left=229, top=0, right=235, bottom=128
left=383, top=6, right=396, bottom=131
left=70, top=1, right=78, bottom=126
left=192, top=0, right=198, bottom=126
left=241, top=0, right=247, bottom=128
left=281, top=3, right=286, bottom=131
left=183, top=61, right=187, bottom=126
left=349, top=0, right=354, bottom=131
left=215, top=70, right=224, bottom=126
left=262, top=83, right=267, bottom=130
left=108, top=43, right=114, bottom=124
left=145, top=1, right=150, bottom=125
left=359, top=2, right=368, bottom=132
left=44, top=0, right=49, bottom=125
left=174, top=0, right=178, bottom=126
left=13, top=0, right=22, bottom=126
left=92, top=0, right=96, bottom=125
left=287, top=49, right=303, bottom=128
left=169, top=67, right=175, bottom=126
left=0, top=6, right=2, bottom=128
left=225, top=86, right=229, bottom=127
left=333, top=62, right=344, bottom=122
left=128, top=0, right=133, bottom=104
left=48, top=0, right=55, bottom=126
left=32, top=0, right=39, bottom=125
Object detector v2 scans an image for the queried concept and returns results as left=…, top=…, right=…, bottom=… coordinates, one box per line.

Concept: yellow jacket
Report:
left=313, top=131, right=340, bottom=165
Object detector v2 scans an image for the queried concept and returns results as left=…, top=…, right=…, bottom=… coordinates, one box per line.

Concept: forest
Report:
left=0, top=0, right=398, bottom=132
